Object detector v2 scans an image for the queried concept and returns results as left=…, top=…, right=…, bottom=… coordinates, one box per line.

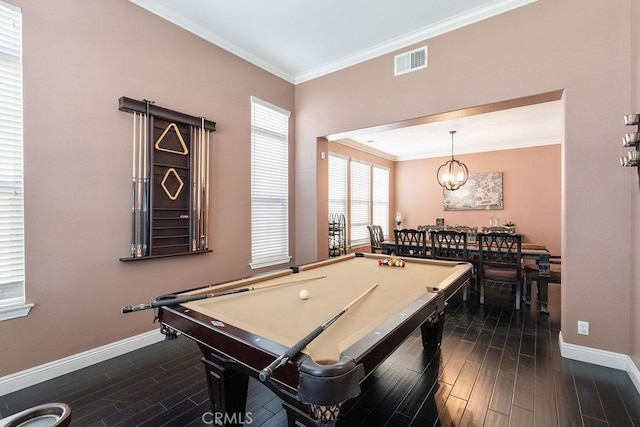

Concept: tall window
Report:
left=250, top=97, right=291, bottom=269
left=328, top=154, right=347, bottom=218
left=328, top=155, right=389, bottom=249
left=349, top=160, right=371, bottom=245
left=0, top=1, right=26, bottom=321
left=372, top=165, right=389, bottom=238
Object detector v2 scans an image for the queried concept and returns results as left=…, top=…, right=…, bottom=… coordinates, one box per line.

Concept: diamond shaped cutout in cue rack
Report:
left=118, top=97, right=216, bottom=261
left=160, top=168, right=184, bottom=201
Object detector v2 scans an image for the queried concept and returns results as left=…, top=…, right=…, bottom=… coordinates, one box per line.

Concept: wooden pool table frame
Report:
left=157, top=253, right=472, bottom=426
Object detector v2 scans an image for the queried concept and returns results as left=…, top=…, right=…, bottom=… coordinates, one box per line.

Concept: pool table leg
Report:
left=201, top=351, right=250, bottom=426
left=420, top=310, right=445, bottom=353
left=282, top=401, right=341, bottom=427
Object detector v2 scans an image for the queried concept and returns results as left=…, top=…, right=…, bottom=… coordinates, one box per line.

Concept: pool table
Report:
left=157, top=252, right=472, bottom=426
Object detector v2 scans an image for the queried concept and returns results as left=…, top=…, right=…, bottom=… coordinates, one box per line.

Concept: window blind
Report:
left=328, top=154, right=347, bottom=219
left=349, top=160, right=371, bottom=245
left=0, top=1, right=24, bottom=314
left=250, top=97, right=290, bottom=269
left=372, top=166, right=389, bottom=239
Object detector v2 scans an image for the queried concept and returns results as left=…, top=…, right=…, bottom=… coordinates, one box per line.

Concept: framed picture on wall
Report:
left=443, top=172, right=503, bottom=211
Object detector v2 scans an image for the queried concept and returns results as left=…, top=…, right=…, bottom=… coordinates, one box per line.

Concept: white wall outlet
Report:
left=578, top=320, right=589, bottom=335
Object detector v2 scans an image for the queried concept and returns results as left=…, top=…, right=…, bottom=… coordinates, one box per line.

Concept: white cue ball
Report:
left=299, top=289, right=309, bottom=300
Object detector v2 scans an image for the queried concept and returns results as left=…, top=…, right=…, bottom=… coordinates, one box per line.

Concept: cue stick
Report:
left=121, top=274, right=328, bottom=313
left=199, top=117, right=206, bottom=250
left=136, top=110, right=144, bottom=257
left=258, top=283, right=378, bottom=382
left=131, top=112, right=138, bottom=257
left=191, top=126, right=198, bottom=251
left=204, top=128, right=210, bottom=249
left=197, top=122, right=203, bottom=249
left=142, top=100, right=152, bottom=256
left=197, top=125, right=202, bottom=249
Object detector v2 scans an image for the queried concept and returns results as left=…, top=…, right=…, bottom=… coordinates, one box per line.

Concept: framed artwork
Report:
left=443, top=172, right=503, bottom=211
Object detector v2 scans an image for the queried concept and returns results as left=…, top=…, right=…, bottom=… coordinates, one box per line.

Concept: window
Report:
left=0, top=1, right=27, bottom=321
left=372, top=166, right=389, bottom=238
left=328, top=154, right=347, bottom=219
left=328, top=155, right=390, bottom=249
left=349, top=160, right=371, bottom=246
left=250, top=97, right=291, bottom=269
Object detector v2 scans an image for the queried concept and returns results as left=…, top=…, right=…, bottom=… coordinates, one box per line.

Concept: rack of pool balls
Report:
left=378, top=257, right=405, bottom=267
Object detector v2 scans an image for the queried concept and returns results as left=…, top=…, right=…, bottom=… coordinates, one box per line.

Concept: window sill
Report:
left=250, top=256, right=292, bottom=270
left=0, top=302, right=34, bottom=321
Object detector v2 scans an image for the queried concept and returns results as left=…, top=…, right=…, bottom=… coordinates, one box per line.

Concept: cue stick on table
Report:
left=258, top=283, right=378, bottom=382
left=121, top=274, right=328, bottom=313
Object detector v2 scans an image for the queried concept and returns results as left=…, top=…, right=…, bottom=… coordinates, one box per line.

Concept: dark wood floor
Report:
left=1, top=283, right=639, bottom=426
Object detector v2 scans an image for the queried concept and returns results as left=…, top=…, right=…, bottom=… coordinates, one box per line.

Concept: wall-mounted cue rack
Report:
left=118, top=97, right=216, bottom=261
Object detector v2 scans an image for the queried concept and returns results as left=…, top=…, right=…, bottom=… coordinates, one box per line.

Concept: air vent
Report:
left=394, top=46, right=428, bottom=76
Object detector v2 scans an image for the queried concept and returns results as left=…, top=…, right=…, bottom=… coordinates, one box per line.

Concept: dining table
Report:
left=380, top=240, right=552, bottom=313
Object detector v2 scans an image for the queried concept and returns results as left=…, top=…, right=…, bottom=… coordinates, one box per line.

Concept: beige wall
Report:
left=631, top=0, right=640, bottom=369
left=0, top=0, right=295, bottom=376
left=297, top=0, right=633, bottom=354
left=395, top=145, right=561, bottom=255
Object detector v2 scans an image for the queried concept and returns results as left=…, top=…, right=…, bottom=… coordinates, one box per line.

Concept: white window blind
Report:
left=372, top=166, right=389, bottom=238
left=250, top=96, right=291, bottom=269
left=350, top=160, right=371, bottom=246
left=0, top=1, right=26, bottom=320
left=328, top=154, right=347, bottom=219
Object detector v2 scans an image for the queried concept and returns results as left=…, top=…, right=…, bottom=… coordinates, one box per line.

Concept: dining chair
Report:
left=449, top=225, right=478, bottom=244
left=430, top=229, right=468, bottom=261
left=522, top=255, right=561, bottom=305
left=366, top=224, right=384, bottom=254
left=430, top=229, right=471, bottom=300
left=394, top=228, right=428, bottom=258
left=477, top=232, right=523, bottom=309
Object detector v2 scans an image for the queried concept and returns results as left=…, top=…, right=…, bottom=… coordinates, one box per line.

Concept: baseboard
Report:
left=559, top=331, right=640, bottom=394
left=0, top=329, right=164, bottom=396
left=627, top=353, right=640, bottom=395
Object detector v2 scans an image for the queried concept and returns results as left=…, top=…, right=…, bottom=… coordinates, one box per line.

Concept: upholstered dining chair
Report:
left=366, top=224, right=384, bottom=254
left=394, top=228, right=428, bottom=258
left=477, top=232, right=523, bottom=309
left=430, top=229, right=471, bottom=300
left=522, top=255, right=561, bottom=305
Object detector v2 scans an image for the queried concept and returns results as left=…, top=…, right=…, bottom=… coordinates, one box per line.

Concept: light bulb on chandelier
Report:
left=437, top=130, right=469, bottom=191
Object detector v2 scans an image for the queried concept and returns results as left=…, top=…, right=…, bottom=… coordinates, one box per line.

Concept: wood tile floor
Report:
left=1, top=283, right=639, bottom=426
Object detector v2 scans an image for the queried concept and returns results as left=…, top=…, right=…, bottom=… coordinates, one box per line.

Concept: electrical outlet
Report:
left=578, top=320, right=589, bottom=335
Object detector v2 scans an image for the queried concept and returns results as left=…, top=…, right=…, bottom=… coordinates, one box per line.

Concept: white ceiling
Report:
left=329, top=100, right=563, bottom=161
left=129, top=0, right=563, bottom=160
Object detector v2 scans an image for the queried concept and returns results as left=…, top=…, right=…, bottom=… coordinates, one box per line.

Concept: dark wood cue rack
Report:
left=119, top=97, right=216, bottom=262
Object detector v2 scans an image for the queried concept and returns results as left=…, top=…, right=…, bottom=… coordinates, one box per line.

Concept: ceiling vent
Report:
left=394, top=46, right=428, bottom=76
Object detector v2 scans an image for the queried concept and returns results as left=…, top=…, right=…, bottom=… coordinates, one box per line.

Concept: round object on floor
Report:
left=0, top=402, right=71, bottom=427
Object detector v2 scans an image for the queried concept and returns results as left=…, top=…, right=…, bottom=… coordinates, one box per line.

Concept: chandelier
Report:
left=437, top=130, right=469, bottom=191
